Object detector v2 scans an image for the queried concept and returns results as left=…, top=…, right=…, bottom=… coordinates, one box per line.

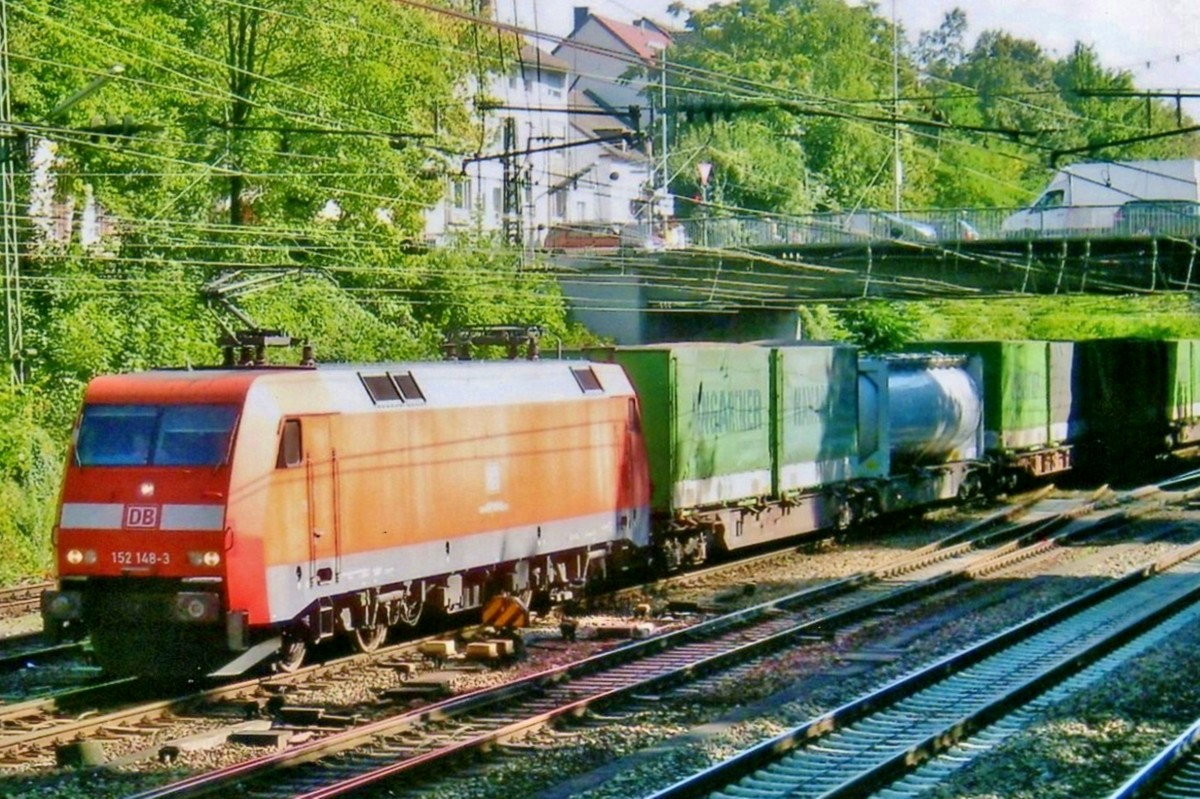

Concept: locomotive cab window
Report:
left=277, top=419, right=302, bottom=468
left=75, top=404, right=239, bottom=467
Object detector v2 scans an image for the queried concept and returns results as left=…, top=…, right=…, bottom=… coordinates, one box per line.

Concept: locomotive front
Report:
left=41, top=372, right=251, bottom=676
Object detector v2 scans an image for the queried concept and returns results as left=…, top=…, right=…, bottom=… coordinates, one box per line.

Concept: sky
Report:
left=498, top=1, right=1200, bottom=114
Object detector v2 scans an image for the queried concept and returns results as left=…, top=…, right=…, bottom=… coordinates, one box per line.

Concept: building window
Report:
left=553, top=189, right=567, bottom=218
left=452, top=178, right=471, bottom=211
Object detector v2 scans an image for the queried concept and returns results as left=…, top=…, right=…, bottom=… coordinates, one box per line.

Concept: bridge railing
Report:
left=542, top=204, right=1200, bottom=253
left=658, top=205, right=1200, bottom=248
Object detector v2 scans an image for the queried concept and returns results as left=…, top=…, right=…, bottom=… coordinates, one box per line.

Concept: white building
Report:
left=554, top=7, right=673, bottom=223
left=424, top=42, right=654, bottom=249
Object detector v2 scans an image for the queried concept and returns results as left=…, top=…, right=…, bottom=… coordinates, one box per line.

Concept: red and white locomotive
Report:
left=42, top=358, right=650, bottom=676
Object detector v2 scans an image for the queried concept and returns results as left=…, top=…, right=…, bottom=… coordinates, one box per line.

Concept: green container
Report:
left=1168, top=340, right=1200, bottom=424
left=769, top=344, right=858, bottom=494
left=1048, top=341, right=1074, bottom=444
left=606, top=344, right=772, bottom=512
left=907, top=341, right=1066, bottom=453
left=1073, top=338, right=1169, bottom=459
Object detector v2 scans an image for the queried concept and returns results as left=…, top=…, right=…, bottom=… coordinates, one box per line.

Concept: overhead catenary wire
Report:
left=11, top=0, right=1200, bottom=321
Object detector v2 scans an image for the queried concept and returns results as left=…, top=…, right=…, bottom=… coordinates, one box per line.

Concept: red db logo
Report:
left=124, top=505, right=161, bottom=529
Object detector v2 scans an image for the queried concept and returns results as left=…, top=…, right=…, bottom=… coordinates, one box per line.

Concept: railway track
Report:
left=119, top=487, right=1165, bottom=799
left=649, top=539, right=1200, bottom=799
left=0, top=491, right=1055, bottom=771
left=0, top=632, right=456, bottom=767
left=0, top=581, right=51, bottom=620
left=0, top=632, right=84, bottom=676
left=1105, top=717, right=1200, bottom=798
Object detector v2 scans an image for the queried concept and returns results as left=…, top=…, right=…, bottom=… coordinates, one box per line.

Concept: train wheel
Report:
left=397, top=595, right=423, bottom=627
left=275, top=635, right=307, bottom=673
left=352, top=621, right=388, bottom=653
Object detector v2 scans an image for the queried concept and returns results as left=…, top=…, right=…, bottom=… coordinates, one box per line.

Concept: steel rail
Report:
left=126, top=490, right=1137, bottom=799
left=647, top=538, right=1200, bottom=799
left=1106, top=717, right=1200, bottom=798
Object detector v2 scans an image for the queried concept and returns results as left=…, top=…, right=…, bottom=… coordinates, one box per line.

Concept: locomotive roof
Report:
left=83, top=359, right=634, bottom=408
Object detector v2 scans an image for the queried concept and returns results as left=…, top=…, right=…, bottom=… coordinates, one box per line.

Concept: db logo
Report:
left=124, top=505, right=161, bottom=529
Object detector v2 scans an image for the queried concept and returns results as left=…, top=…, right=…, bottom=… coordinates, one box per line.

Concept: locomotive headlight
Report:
left=138, top=482, right=155, bottom=498
left=67, top=549, right=97, bottom=565
left=188, top=551, right=221, bottom=567
left=184, top=598, right=207, bottom=619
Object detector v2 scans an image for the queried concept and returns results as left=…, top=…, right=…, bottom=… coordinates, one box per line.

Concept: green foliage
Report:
left=835, top=300, right=926, bottom=352
left=663, top=1, right=1199, bottom=215
left=916, top=295, right=1200, bottom=341
left=0, top=386, right=62, bottom=580
left=668, top=0, right=911, bottom=214
left=796, top=304, right=849, bottom=341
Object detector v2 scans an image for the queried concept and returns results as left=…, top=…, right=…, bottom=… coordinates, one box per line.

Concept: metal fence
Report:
left=615, top=204, right=1200, bottom=250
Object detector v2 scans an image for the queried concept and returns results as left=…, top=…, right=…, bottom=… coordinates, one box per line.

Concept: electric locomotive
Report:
left=42, top=359, right=651, bottom=677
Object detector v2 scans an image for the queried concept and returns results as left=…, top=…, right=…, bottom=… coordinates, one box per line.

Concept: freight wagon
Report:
left=591, top=343, right=986, bottom=567
left=1071, top=338, right=1200, bottom=468
left=904, top=340, right=1075, bottom=484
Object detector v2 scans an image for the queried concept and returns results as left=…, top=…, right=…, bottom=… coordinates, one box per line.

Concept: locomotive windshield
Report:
left=75, top=404, right=239, bottom=467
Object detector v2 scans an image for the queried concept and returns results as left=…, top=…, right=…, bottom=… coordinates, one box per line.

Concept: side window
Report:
left=1034, top=189, right=1065, bottom=210
left=277, top=419, right=302, bottom=468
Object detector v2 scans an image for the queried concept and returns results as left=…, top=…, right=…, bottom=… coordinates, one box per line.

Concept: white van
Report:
left=1001, top=160, right=1200, bottom=236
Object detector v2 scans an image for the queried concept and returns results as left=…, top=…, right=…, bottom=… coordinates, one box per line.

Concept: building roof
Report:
left=517, top=44, right=569, bottom=74
left=589, top=13, right=671, bottom=62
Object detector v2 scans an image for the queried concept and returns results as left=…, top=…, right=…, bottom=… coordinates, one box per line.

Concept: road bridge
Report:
left=551, top=209, right=1200, bottom=343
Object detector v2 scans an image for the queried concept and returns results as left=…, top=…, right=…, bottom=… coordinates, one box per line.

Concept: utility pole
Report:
left=0, top=0, right=21, bottom=383
left=648, top=40, right=668, bottom=223
left=660, top=44, right=668, bottom=208
left=891, top=0, right=902, bottom=213
left=501, top=116, right=522, bottom=247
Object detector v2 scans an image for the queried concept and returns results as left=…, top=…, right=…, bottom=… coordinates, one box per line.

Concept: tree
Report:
left=666, top=0, right=924, bottom=213
left=915, top=8, right=968, bottom=80
left=836, top=300, right=924, bottom=352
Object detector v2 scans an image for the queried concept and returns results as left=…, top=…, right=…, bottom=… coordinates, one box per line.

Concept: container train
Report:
left=40, top=338, right=1200, bottom=678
